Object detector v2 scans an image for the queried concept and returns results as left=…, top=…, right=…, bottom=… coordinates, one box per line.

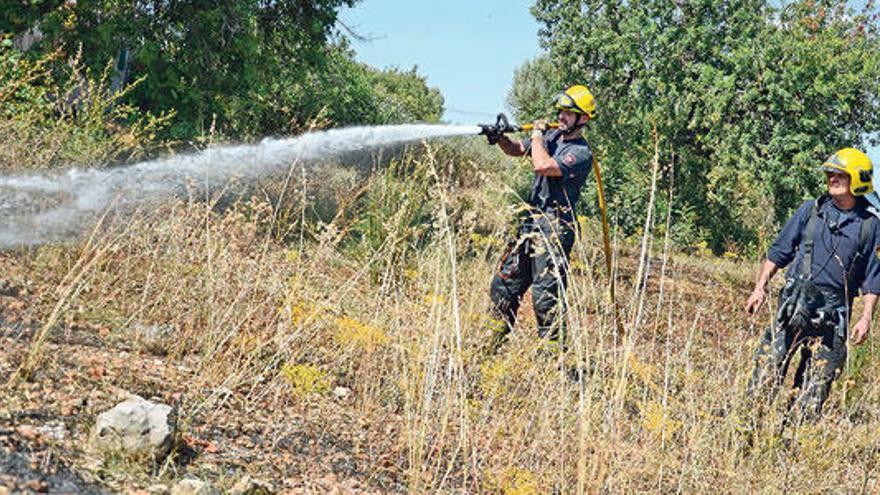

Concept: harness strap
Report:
left=802, top=200, right=819, bottom=279
left=803, top=196, right=877, bottom=281
left=859, top=214, right=875, bottom=251
left=851, top=211, right=877, bottom=272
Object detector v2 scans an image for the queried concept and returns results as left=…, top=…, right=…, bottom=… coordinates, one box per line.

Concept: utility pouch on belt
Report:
left=775, top=198, right=863, bottom=337
left=775, top=200, right=831, bottom=336
left=775, top=277, right=835, bottom=336
left=834, top=306, right=848, bottom=339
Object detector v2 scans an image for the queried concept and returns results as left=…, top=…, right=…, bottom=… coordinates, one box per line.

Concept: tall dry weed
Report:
left=7, top=139, right=880, bottom=493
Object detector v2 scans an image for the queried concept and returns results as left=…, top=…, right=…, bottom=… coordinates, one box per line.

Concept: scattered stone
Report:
left=60, top=398, right=81, bottom=416
left=24, top=479, right=49, bottom=492
left=340, top=478, right=360, bottom=491
left=133, top=323, right=175, bottom=355
left=36, top=421, right=68, bottom=442
left=89, top=394, right=175, bottom=462
left=213, top=387, right=233, bottom=399
left=229, top=475, right=275, bottom=495
left=332, top=386, right=352, bottom=401
left=146, top=484, right=170, bottom=494
left=0, top=280, right=19, bottom=297
left=170, top=478, right=217, bottom=495
left=16, top=425, right=38, bottom=441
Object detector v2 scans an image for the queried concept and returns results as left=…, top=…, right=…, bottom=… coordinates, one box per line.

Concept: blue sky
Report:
left=339, top=1, right=878, bottom=162
left=338, top=0, right=541, bottom=126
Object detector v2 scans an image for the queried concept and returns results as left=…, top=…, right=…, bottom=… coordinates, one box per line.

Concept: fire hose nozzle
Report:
left=478, top=113, right=516, bottom=137
left=479, top=113, right=560, bottom=144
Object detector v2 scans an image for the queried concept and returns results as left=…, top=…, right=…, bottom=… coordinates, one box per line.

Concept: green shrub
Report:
left=0, top=43, right=171, bottom=170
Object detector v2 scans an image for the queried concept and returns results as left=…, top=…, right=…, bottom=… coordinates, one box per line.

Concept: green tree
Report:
left=508, top=55, right=559, bottom=123
left=293, top=43, right=444, bottom=126
left=367, top=65, right=444, bottom=123
left=1, top=0, right=442, bottom=141
left=0, top=0, right=57, bottom=37
left=517, top=0, right=880, bottom=253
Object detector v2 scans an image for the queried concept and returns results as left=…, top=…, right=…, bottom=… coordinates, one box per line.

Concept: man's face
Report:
left=557, top=110, right=585, bottom=131
left=825, top=170, right=851, bottom=197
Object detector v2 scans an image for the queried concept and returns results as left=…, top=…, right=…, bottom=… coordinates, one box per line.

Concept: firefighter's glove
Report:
left=531, top=119, right=548, bottom=139
left=486, top=128, right=502, bottom=146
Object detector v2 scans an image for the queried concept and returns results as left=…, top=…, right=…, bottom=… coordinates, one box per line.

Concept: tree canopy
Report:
left=512, top=0, right=880, bottom=253
left=0, top=0, right=444, bottom=140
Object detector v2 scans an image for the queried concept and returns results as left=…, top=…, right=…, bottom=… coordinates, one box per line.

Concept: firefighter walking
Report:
left=746, top=148, right=880, bottom=423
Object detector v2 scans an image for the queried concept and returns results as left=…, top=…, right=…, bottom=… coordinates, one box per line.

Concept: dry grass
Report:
left=3, top=142, right=880, bottom=493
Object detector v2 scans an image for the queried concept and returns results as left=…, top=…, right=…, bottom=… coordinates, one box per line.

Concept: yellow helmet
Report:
left=820, top=148, right=873, bottom=196
left=553, top=85, right=596, bottom=118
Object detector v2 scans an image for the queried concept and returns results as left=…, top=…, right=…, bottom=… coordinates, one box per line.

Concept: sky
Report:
left=338, top=0, right=541, bottom=126
left=339, top=1, right=879, bottom=163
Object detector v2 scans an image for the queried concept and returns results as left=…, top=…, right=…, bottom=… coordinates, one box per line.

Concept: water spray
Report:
left=0, top=124, right=481, bottom=248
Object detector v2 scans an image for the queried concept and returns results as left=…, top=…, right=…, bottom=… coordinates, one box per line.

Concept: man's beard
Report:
left=560, top=123, right=581, bottom=136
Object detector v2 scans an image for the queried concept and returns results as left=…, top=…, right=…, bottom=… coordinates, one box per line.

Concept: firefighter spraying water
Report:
left=477, top=84, right=617, bottom=353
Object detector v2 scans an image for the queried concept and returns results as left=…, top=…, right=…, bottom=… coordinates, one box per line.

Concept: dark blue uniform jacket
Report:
left=768, top=196, right=880, bottom=300
left=522, top=130, right=593, bottom=222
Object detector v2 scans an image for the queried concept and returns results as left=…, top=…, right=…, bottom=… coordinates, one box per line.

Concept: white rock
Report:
left=214, top=387, right=233, bottom=398
left=134, top=323, right=175, bottom=355
left=89, top=394, right=175, bottom=461
left=333, top=386, right=352, bottom=400
left=229, top=476, right=275, bottom=495
left=36, top=421, right=67, bottom=441
left=171, top=478, right=217, bottom=495
left=146, top=484, right=170, bottom=494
